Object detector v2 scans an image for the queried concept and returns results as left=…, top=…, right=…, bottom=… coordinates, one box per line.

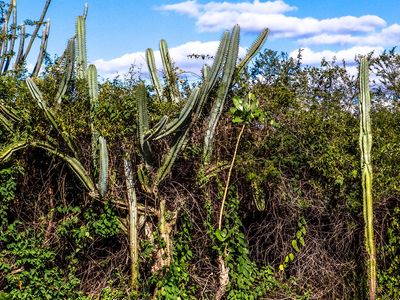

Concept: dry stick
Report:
left=218, top=123, right=245, bottom=230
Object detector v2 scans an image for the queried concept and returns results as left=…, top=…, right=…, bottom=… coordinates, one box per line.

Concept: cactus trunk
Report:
left=359, top=57, right=377, bottom=300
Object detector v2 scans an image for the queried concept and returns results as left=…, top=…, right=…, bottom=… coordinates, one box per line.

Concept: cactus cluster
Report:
left=137, top=27, right=269, bottom=190
left=0, top=5, right=109, bottom=199
left=0, top=0, right=52, bottom=76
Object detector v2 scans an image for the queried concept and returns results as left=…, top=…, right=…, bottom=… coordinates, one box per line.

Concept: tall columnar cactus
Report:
left=76, top=15, right=87, bottom=79
left=135, top=26, right=269, bottom=273
left=359, top=57, right=377, bottom=300
left=203, top=28, right=269, bottom=165
left=0, top=0, right=53, bottom=75
left=0, top=6, right=108, bottom=199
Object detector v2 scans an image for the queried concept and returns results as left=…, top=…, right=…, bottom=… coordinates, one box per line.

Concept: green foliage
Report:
left=230, top=92, right=265, bottom=124
left=0, top=164, right=22, bottom=227
left=0, top=222, right=86, bottom=300
left=279, top=217, right=307, bottom=272
left=208, top=188, right=277, bottom=299
left=378, top=207, right=400, bottom=299
left=155, top=214, right=197, bottom=299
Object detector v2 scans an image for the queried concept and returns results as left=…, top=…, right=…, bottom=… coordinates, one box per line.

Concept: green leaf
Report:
left=233, top=96, right=244, bottom=111
left=289, top=253, right=295, bottom=261
left=292, top=240, right=300, bottom=252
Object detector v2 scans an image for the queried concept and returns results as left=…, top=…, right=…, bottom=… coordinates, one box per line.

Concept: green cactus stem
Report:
left=32, top=19, right=50, bottom=77
left=97, top=136, right=109, bottom=198
left=76, top=15, right=87, bottom=79
left=146, top=48, right=164, bottom=101
left=359, top=57, right=377, bottom=300
left=55, top=37, right=76, bottom=105
left=203, top=25, right=240, bottom=165
left=26, top=78, right=79, bottom=158
left=137, top=83, right=154, bottom=166
left=19, top=0, right=51, bottom=64
left=160, top=39, right=180, bottom=103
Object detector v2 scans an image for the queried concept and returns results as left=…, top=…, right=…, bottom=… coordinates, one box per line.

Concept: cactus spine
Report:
left=359, top=57, right=377, bottom=300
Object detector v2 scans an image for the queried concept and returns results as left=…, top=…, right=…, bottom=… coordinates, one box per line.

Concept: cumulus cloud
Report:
left=158, top=0, right=386, bottom=38
left=94, top=40, right=246, bottom=79
left=298, top=24, right=400, bottom=46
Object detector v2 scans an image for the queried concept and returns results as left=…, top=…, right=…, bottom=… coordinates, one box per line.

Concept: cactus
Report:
left=0, top=6, right=109, bottom=199
left=32, top=19, right=50, bottom=77
left=9, top=0, right=53, bottom=74
left=359, top=57, right=377, bottom=300
left=159, top=39, right=180, bottom=103
left=203, top=27, right=269, bottom=165
left=145, top=48, right=164, bottom=102
left=0, top=139, right=97, bottom=197
left=123, top=152, right=139, bottom=291
left=76, top=15, right=87, bottom=79
left=26, top=77, right=79, bottom=158
left=55, top=37, right=75, bottom=105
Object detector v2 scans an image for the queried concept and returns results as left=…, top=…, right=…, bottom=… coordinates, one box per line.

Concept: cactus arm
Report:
left=359, top=57, right=377, bottom=300
left=0, top=101, right=20, bottom=132
left=55, top=37, right=75, bottom=105
left=32, top=19, right=50, bottom=77
left=137, top=163, right=152, bottom=194
left=3, top=0, right=17, bottom=73
left=0, top=114, right=14, bottom=132
left=159, top=39, right=180, bottom=103
left=83, top=3, right=88, bottom=19
left=20, top=0, right=51, bottom=63
left=203, top=25, right=240, bottom=164
left=26, top=78, right=79, bottom=158
left=76, top=15, right=87, bottom=79
left=155, top=128, right=189, bottom=186
left=0, top=18, right=9, bottom=73
left=152, top=87, right=199, bottom=141
left=15, top=24, right=25, bottom=67
left=0, top=102, right=19, bottom=123
left=145, top=48, right=164, bottom=101
left=144, top=115, right=169, bottom=142
left=97, top=136, right=108, bottom=197
left=137, top=83, right=153, bottom=166
left=195, top=31, right=230, bottom=115
left=33, top=140, right=97, bottom=197
left=202, top=65, right=210, bottom=80
left=236, top=28, right=269, bottom=74
left=0, top=139, right=95, bottom=196
left=0, top=139, right=29, bottom=161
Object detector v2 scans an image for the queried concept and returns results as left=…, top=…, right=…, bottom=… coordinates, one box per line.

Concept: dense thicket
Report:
left=1, top=2, right=400, bottom=299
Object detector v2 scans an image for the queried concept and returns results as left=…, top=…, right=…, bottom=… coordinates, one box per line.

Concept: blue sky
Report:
left=18, top=0, right=399, bottom=78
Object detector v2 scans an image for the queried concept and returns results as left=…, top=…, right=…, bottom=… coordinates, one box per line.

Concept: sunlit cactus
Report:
left=0, top=0, right=53, bottom=75
left=359, top=56, right=377, bottom=300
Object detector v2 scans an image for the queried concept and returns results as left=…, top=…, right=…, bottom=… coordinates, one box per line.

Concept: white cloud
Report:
left=94, top=40, right=246, bottom=79
left=159, top=0, right=296, bottom=18
left=291, top=46, right=384, bottom=66
left=299, top=24, right=400, bottom=46
left=158, top=0, right=386, bottom=38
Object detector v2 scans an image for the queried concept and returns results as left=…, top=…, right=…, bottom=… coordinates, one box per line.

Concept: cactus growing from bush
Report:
left=359, top=57, right=377, bottom=300
left=0, top=6, right=109, bottom=199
